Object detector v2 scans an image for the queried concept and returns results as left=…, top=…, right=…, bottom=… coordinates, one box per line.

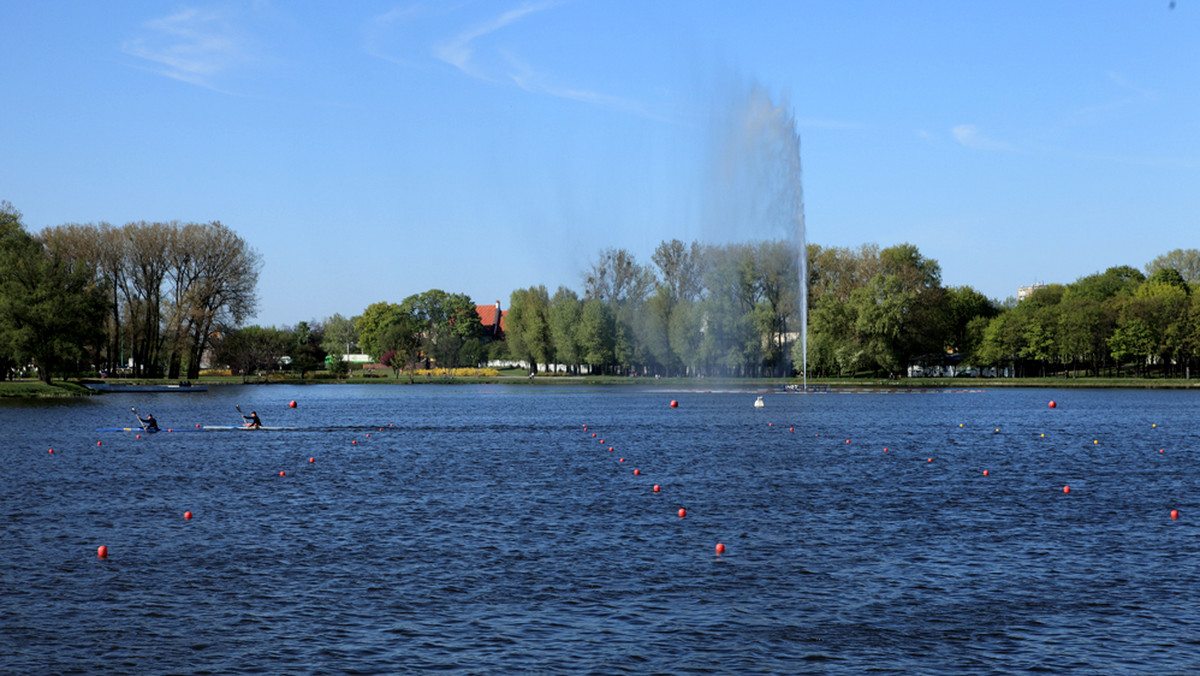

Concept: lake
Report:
left=2, top=384, right=1199, bottom=674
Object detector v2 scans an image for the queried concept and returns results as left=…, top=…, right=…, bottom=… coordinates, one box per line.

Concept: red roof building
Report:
left=476, top=301, right=506, bottom=340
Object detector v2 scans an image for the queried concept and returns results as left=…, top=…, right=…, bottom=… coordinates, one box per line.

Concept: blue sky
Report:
left=2, top=2, right=1197, bottom=327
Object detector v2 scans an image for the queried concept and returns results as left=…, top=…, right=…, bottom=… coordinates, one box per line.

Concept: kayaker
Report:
left=243, top=411, right=263, bottom=428
left=137, top=412, right=160, bottom=431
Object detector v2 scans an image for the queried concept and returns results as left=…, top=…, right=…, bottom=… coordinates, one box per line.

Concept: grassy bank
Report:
left=0, top=380, right=93, bottom=398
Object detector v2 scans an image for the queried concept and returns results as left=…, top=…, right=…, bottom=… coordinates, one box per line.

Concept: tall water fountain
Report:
left=703, top=82, right=807, bottom=384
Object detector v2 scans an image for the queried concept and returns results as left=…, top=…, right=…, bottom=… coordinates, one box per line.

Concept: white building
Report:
left=1017, top=282, right=1047, bottom=302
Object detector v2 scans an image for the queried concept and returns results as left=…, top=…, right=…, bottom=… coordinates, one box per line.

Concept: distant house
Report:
left=1017, top=282, right=1047, bottom=302
left=476, top=301, right=506, bottom=341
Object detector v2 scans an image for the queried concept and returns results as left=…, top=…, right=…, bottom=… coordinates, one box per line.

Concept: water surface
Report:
left=3, top=385, right=1198, bottom=673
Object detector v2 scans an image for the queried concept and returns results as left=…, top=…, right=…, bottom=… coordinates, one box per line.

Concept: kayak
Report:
left=95, top=426, right=295, bottom=432
left=95, top=427, right=197, bottom=432
left=202, top=425, right=298, bottom=431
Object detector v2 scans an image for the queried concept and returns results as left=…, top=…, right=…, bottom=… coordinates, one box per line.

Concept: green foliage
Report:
left=321, top=313, right=359, bottom=357
left=400, top=289, right=483, bottom=368
left=326, top=354, right=350, bottom=378
left=358, top=302, right=404, bottom=360
left=1145, top=249, right=1200, bottom=284
left=378, top=315, right=420, bottom=380
left=0, top=202, right=107, bottom=383
left=212, top=325, right=291, bottom=381
left=507, top=286, right=552, bottom=374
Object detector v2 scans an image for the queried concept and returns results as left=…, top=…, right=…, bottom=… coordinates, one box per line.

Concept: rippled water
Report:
left=3, top=384, right=1200, bottom=674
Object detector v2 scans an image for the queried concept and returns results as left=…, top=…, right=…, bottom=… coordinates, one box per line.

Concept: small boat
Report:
left=201, top=425, right=297, bottom=431
left=96, top=425, right=295, bottom=432
left=95, top=427, right=199, bottom=433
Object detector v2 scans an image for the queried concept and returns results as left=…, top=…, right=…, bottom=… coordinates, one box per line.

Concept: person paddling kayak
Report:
left=136, top=412, right=159, bottom=431
left=242, top=411, right=263, bottom=428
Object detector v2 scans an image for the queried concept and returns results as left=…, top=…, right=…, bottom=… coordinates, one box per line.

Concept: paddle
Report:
left=131, top=406, right=146, bottom=431
left=235, top=403, right=244, bottom=426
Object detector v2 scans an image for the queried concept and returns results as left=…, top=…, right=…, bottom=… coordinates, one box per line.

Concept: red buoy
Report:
left=1171, top=509, right=1180, bottom=520
left=653, top=485, right=660, bottom=492
left=633, top=469, right=640, bottom=475
left=48, top=448, right=53, bottom=454
left=1049, top=401, right=1056, bottom=409
left=619, top=458, right=625, bottom=463
left=280, top=471, right=286, bottom=477
left=599, top=439, right=604, bottom=444
left=136, top=434, right=141, bottom=439
left=1063, top=485, right=1070, bottom=494
left=184, top=511, right=192, bottom=520
left=592, top=433, right=596, bottom=437
left=309, top=457, right=315, bottom=463
left=715, top=543, right=725, bottom=555
left=97, top=545, right=108, bottom=559
left=678, top=508, right=687, bottom=518
left=289, top=400, right=297, bottom=408
left=97, top=441, right=102, bottom=446
left=670, top=400, right=678, bottom=408
left=983, top=469, right=989, bottom=476
left=609, top=447, right=614, bottom=452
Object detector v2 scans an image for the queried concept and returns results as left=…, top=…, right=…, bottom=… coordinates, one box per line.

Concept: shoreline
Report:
left=5, top=375, right=1200, bottom=398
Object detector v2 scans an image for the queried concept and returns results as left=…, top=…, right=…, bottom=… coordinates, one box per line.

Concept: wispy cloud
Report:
left=952, top=124, right=1019, bottom=152
left=1064, top=71, right=1159, bottom=124
left=121, top=8, right=250, bottom=92
left=363, top=4, right=439, bottom=67
left=367, top=2, right=679, bottom=122
left=433, top=2, right=556, bottom=80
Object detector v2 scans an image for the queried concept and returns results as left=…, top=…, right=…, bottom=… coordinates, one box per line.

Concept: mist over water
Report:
left=702, top=81, right=807, bottom=380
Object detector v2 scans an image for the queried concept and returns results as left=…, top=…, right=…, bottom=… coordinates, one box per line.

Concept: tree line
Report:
left=0, top=201, right=261, bottom=381
left=8, top=194, right=1199, bottom=382
left=212, top=289, right=490, bottom=382
left=505, top=240, right=804, bottom=377
left=503, top=241, right=1200, bottom=379
left=973, top=258, right=1200, bottom=378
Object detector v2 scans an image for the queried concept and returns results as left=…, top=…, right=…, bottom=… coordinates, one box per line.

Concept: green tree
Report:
left=507, top=286, right=553, bottom=375
left=1146, top=249, right=1200, bottom=285
left=357, top=302, right=405, bottom=360
left=584, top=248, right=655, bottom=373
left=548, top=287, right=583, bottom=374
left=287, top=321, right=326, bottom=378
left=212, top=326, right=290, bottom=382
left=945, top=285, right=999, bottom=356
left=698, top=244, right=761, bottom=376
left=1108, top=319, right=1155, bottom=377
left=0, top=203, right=106, bottom=383
left=576, top=298, right=616, bottom=373
left=321, top=313, right=359, bottom=358
left=1056, top=292, right=1111, bottom=376
left=378, top=315, right=420, bottom=381
left=400, top=290, right=483, bottom=368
